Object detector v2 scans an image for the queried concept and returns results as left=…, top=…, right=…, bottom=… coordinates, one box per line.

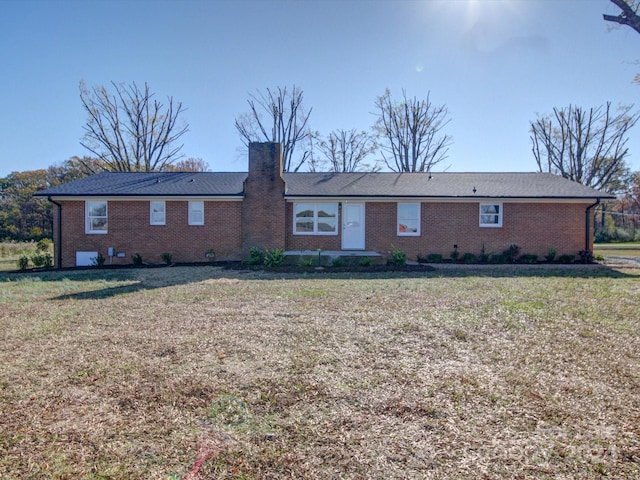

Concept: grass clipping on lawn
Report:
left=1, top=266, right=639, bottom=479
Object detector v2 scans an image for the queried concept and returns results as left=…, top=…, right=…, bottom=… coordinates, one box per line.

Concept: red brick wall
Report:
left=366, top=201, right=589, bottom=261
left=55, top=195, right=592, bottom=267
left=57, top=200, right=242, bottom=267
left=284, top=200, right=591, bottom=261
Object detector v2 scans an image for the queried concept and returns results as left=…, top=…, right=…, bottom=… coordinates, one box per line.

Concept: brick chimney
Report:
left=242, top=142, right=286, bottom=257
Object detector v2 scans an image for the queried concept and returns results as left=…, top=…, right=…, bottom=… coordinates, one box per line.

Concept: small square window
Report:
left=189, top=201, right=204, bottom=226
left=397, top=203, right=420, bottom=236
left=150, top=201, right=166, bottom=225
left=480, top=203, right=503, bottom=227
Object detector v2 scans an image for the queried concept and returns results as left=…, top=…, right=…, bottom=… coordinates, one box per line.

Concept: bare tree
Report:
left=80, top=81, right=189, bottom=172
left=314, top=129, right=378, bottom=172
left=603, top=0, right=640, bottom=34
left=234, top=86, right=312, bottom=172
left=374, top=89, right=452, bottom=172
left=530, top=103, right=639, bottom=193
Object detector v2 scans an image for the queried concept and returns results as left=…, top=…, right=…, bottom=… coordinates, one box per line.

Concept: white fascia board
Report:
left=47, top=195, right=244, bottom=202
left=284, top=196, right=599, bottom=204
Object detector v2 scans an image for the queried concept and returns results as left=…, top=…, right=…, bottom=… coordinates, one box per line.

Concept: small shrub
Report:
left=36, top=238, right=52, bottom=252
left=131, top=252, right=143, bottom=266
left=31, top=253, right=53, bottom=268
left=248, top=247, right=264, bottom=265
left=205, top=249, right=216, bottom=262
left=331, top=257, right=346, bottom=267
left=460, top=252, right=477, bottom=264
left=31, top=254, right=42, bottom=267
left=450, top=248, right=460, bottom=262
left=558, top=254, right=575, bottom=264
left=264, top=248, right=285, bottom=267
left=490, top=254, right=505, bottom=264
left=17, top=256, right=29, bottom=270
left=91, top=253, right=105, bottom=267
left=503, top=244, right=521, bottom=263
left=161, top=252, right=173, bottom=265
left=429, top=253, right=444, bottom=263
left=389, top=246, right=407, bottom=267
left=579, top=249, right=594, bottom=264
left=417, top=253, right=443, bottom=263
left=519, top=253, right=538, bottom=264
left=358, top=256, right=372, bottom=267
left=594, top=254, right=605, bottom=262
left=545, top=246, right=557, bottom=262
left=299, top=257, right=314, bottom=267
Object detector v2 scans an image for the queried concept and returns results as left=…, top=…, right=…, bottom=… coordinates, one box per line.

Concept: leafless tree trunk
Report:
left=234, top=86, right=312, bottom=172
left=530, top=103, right=639, bottom=193
left=79, top=81, right=188, bottom=172
left=603, top=0, right=640, bottom=34
left=374, top=89, right=452, bottom=172
left=314, top=129, right=378, bottom=172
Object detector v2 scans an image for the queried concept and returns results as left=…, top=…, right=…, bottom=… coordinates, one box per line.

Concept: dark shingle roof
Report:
left=35, top=172, right=247, bottom=197
left=35, top=170, right=613, bottom=200
left=282, top=172, right=614, bottom=199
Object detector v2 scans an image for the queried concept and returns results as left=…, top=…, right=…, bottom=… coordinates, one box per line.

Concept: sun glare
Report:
left=462, top=0, right=521, bottom=28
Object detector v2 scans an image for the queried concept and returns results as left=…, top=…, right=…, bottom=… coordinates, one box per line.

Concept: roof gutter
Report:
left=585, top=198, right=601, bottom=252
left=48, top=197, right=62, bottom=269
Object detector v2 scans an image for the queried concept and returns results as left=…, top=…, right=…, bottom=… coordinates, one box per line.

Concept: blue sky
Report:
left=1, top=0, right=639, bottom=177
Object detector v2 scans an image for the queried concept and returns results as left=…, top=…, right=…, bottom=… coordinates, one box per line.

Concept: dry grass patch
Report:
left=1, top=265, right=639, bottom=479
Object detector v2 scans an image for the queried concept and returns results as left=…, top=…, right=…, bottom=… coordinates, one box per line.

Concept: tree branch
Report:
left=604, top=0, right=640, bottom=34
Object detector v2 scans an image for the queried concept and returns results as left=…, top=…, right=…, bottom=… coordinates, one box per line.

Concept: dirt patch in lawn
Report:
left=1, top=266, right=639, bottom=478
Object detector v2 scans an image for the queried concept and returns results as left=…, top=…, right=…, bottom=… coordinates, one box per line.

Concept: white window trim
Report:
left=293, top=203, right=339, bottom=236
left=189, top=201, right=204, bottom=226
left=397, top=202, right=421, bottom=236
left=150, top=201, right=166, bottom=226
left=85, top=200, right=108, bottom=234
left=479, top=202, right=503, bottom=228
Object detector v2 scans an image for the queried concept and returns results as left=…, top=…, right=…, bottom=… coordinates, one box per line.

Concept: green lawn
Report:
left=1, top=265, right=639, bottom=479
left=594, top=242, right=640, bottom=259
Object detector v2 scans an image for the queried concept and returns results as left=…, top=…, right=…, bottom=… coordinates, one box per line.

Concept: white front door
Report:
left=342, top=203, right=365, bottom=250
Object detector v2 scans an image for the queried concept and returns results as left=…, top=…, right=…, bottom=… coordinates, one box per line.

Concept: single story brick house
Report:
left=36, top=142, right=613, bottom=268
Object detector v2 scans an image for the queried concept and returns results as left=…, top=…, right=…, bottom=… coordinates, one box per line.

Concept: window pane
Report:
left=317, top=204, right=337, bottom=218
left=398, top=203, right=417, bottom=220
left=481, top=204, right=499, bottom=214
left=399, top=219, right=418, bottom=233
left=295, top=204, right=314, bottom=218
left=90, top=218, right=107, bottom=231
left=295, top=220, right=314, bottom=232
left=481, top=214, right=498, bottom=224
left=89, top=202, right=106, bottom=217
left=318, top=218, right=336, bottom=232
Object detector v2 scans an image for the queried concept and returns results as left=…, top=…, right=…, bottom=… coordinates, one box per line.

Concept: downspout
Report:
left=48, top=197, right=62, bottom=269
left=585, top=198, right=601, bottom=252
